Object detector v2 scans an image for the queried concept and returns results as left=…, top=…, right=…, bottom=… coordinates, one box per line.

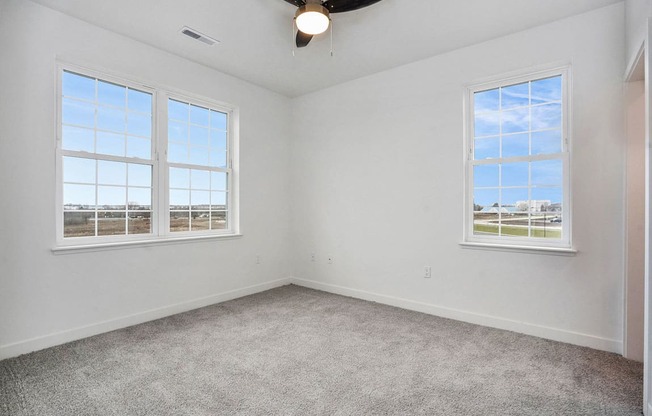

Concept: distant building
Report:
left=516, top=200, right=551, bottom=213
left=478, top=200, right=553, bottom=214
left=480, top=205, right=520, bottom=214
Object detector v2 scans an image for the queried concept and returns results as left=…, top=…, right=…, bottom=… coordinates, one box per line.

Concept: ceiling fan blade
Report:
left=323, top=0, right=382, bottom=13
left=283, top=0, right=305, bottom=7
left=296, top=30, right=314, bottom=48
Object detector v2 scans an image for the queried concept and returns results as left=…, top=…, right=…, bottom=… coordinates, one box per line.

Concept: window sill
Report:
left=52, top=233, right=243, bottom=255
left=459, top=241, right=577, bottom=256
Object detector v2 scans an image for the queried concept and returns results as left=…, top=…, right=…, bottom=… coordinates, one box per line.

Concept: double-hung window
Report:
left=464, top=67, right=570, bottom=249
left=57, top=65, right=237, bottom=246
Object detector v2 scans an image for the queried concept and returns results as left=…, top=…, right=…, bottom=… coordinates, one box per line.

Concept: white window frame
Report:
left=55, top=63, right=239, bottom=249
left=463, top=66, right=572, bottom=251
left=159, top=91, right=235, bottom=237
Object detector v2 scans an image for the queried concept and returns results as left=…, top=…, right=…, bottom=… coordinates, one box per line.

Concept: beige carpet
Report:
left=0, top=285, right=644, bottom=415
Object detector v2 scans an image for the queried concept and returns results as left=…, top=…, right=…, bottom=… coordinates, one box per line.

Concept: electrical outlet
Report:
left=256, top=255, right=261, bottom=264
left=327, top=255, right=333, bottom=264
left=424, top=266, right=431, bottom=278
left=311, top=253, right=316, bottom=262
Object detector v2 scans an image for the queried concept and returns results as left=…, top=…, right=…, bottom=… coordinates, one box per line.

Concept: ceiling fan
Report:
left=283, top=0, right=382, bottom=48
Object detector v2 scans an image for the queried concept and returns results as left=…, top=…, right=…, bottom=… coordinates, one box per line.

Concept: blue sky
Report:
left=472, top=76, right=563, bottom=207
left=62, top=71, right=228, bottom=211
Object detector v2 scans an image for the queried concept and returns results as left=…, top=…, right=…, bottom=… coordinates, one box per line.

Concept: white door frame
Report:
left=643, top=18, right=652, bottom=416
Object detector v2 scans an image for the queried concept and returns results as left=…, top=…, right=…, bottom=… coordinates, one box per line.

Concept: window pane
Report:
left=211, top=211, right=228, bottom=230
left=98, top=161, right=126, bottom=185
left=63, top=71, right=95, bottom=101
left=64, top=184, right=96, bottom=208
left=473, top=165, right=498, bottom=188
left=191, top=212, right=210, bottom=231
left=191, top=169, right=210, bottom=190
left=128, top=89, right=152, bottom=114
left=531, top=160, right=562, bottom=187
left=501, top=162, right=528, bottom=187
left=64, top=157, right=95, bottom=184
left=97, top=106, right=126, bottom=133
left=531, top=103, right=561, bottom=130
left=126, top=136, right=151, bottom=159
left=531, top=130, right=562, bottom=155
left=210, top=110, right=228, bottom=130
left=474, top=89, right=499, bottom=113
left=531, top=187, right=562, bottom=239
left=128, top=164, right=152, bottom=187
left=500, top=188, right=529, bottom=238
left=191, top=190, right=210, bottom=210
left=128, top=212, right=151, bottom=235
left=127, top=112, right=151, bottom=138
left=531, top=76, right=562, bottom=104
left=211, top=172, right=227, bottom=191
left=209, top=150, right=227, bottom=168
left=96, top=131, right=125, bottom=157
left=473, top=188, right=499, bottom=236
left=168, top=143, right=188, bottom=164
left=128, top=187, right=151, bottom=210
left=210, top=129, right=227, bottom=150
left=190, top=105, right=209, bottom=126
left=189, top=147, right=209, bottom=166
left=170, top=211, right=189, bottom=232
left=169, top=99, right=189, bottom=121
left=170, top=189, right=189, bottom=209
left=62, top=126, right=94, bottom=152
left=97, top=211, right=126, bottom=236
left=97, top=186, right=126, bottom=210
left=211, top=191, right=227, bottom=209
left=501, top=82, right=529, bottom=110
left=190, top=125, right=209, bottom=146
left=64, top=212, right=95, bottom=238
left=474, top=111, right=499, bottom=137
left=501, top=107, right=529, bottom=134
left=169, top=121, right=188, bottom=143
left=501, top=133, right=528, bottom=158
left=170, top=168, right=190, bottom=189
left=474, top=136, right=499, bottom=160
left=63, top=98, right=95, bottom=128
left=98, top=80, right=126, bottom=108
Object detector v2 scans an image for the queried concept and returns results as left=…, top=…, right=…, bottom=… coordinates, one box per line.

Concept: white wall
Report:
left=0, top=0, right=292, bottom=358
left=290, top=4, right=626, bottom=352
left=626, top=0, right=651, bottom=66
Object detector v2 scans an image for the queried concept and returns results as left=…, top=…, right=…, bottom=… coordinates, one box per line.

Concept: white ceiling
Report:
left=32, top=0, right=622, bottom=97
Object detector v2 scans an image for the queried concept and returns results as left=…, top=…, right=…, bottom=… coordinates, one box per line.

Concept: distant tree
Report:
left=492, top=202, right=499, bottom=207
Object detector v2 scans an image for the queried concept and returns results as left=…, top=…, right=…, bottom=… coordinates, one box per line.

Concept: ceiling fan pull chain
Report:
left=330, top=19, right=334, bottom=57
left=292, top=18, right=296, bottom=57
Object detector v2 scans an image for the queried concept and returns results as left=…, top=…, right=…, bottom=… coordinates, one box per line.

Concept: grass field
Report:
left=474, top=223, right=561, bottom=239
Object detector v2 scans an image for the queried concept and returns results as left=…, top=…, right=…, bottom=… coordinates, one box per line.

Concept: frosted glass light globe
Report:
left=295, top=5, right=330, bottom=35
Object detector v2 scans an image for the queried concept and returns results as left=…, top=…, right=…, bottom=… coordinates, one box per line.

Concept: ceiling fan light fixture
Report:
left=295, top=4, right=330, bottom=35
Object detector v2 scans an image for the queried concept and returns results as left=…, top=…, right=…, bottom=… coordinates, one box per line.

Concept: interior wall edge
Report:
left=289, top=277, right=623, bottom=355
left=0, top=277, right=292, bottom=361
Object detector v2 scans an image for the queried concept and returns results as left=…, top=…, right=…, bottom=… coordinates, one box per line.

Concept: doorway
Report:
left=625, top=52, right=645, bottom=363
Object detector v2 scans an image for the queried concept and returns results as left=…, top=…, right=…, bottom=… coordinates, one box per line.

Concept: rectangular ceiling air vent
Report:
left=180, top=26, right=219, bottom=46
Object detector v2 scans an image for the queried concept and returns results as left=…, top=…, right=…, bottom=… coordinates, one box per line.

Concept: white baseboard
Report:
left=290, top=277, right=623, bottom=354
left=0, top=278, right=292, bottom=360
